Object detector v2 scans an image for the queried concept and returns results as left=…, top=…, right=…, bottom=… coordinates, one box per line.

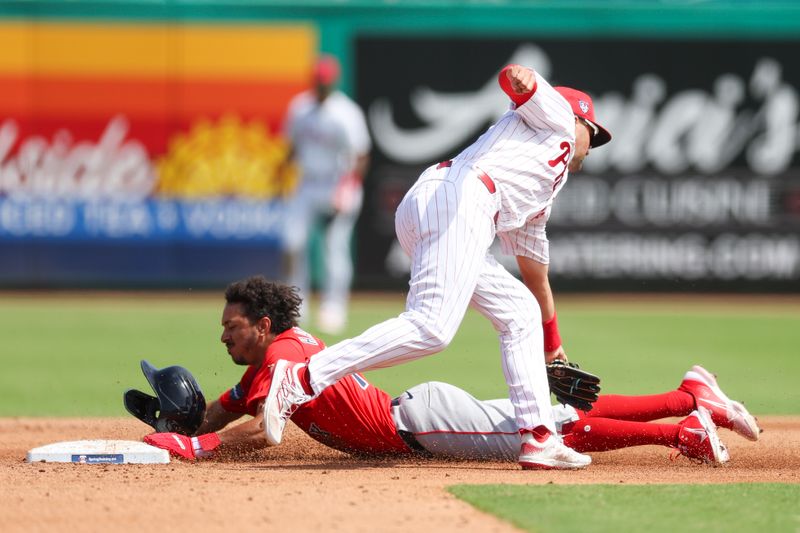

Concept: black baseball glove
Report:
left=546, top=360, right=601, bottom=412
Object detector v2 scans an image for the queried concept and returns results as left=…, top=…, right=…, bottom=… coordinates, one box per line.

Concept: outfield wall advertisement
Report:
left=356, top=38, right=800, bottom=291
left=0, top=20, right=314, bottom=286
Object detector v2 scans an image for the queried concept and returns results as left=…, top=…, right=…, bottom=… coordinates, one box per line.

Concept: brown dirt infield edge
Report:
left=1, top=416, right=798, bottom=533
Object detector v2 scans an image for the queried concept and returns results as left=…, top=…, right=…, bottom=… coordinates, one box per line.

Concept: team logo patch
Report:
left=579, top=100, right=590, bottom=113
left=293, top=327, right=319, bottom=346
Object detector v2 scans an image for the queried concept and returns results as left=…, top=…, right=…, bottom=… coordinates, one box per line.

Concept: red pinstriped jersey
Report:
left=453, top=71, right=575, bottom=264
left=219, top=327, right=411, bottom=455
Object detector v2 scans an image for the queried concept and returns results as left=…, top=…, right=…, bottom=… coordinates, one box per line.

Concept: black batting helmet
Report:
left=123, top=360, right=206, bottom=436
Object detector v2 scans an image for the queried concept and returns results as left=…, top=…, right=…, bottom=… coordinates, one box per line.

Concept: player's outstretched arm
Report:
left=214, top=407, right=273, bottom=454
left=145, top=404, right=272, bottom=460
left=515, top=255, right=565, bottom=363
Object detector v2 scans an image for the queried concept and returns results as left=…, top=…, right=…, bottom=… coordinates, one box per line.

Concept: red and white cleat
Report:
left=679, top=365, right=761, bottom=441
left=263, top=359, right=314, bottom=446
left=518, top=434, right=591, bottom=470
left=675, top=407, right=730, bottom=465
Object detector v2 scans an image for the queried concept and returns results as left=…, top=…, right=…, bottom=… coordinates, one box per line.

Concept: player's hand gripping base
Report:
left=546, top=361, right=601, bottom=412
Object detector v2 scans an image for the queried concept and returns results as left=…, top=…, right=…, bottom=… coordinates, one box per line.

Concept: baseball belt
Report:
left=437, top=160, right=496, bottom=194
left=390, top=395, right=430, bottom=454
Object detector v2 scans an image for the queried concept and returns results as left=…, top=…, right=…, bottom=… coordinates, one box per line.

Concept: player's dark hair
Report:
left=224, top=276, right=301, bottom=334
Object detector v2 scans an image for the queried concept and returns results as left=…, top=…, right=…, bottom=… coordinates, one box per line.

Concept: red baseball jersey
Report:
left=219, top=327, right=411, bottom=455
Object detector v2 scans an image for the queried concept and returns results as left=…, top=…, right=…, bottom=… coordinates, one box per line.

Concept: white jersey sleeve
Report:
left=513, top=73, right=575, bottom=135
left=491, top=73, right=572, bottom=261
left=497, top=206, right=551, bottom=263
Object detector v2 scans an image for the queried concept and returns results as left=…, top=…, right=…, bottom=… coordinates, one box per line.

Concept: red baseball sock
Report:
left=563, top=418, right=679, bottom=453
left=581, top=391, right=695, bottom=422
left=295, top=364, right=314, bottom=396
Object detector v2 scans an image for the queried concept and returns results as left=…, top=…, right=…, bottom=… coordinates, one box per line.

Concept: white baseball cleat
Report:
left=518, top=434, right=592, bottom=470
left=679, top=365, right=761, bottom=441
left=263, top=359, right=314, bottom=446
left=675, top=407, right=730, bottom=466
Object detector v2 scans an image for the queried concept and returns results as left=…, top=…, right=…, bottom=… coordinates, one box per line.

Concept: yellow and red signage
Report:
left=0, top=21, right=315, bottom=198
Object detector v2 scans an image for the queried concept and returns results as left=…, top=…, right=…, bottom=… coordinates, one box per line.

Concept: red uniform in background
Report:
left=219, top=327, right=410, bottom=455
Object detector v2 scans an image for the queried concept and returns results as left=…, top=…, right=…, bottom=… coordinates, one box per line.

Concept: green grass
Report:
left=449, top=483, right=800, bottom=533
left=0, top=295, right=225, bottom=416
left=0, top=293, right=798, bottom=416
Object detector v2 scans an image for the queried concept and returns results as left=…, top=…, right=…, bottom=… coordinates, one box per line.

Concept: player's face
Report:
left=569, top=119, right=593, bottom=173
left=220, top=303, right=267, bottom=366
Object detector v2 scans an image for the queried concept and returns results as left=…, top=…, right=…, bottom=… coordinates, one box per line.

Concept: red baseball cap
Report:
left=554, top=86, right=612, bottom=148
left=313, top=54, right=340, bottom=86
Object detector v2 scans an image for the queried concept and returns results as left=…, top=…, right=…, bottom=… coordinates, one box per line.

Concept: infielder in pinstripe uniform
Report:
left=264, top=63, right=614, bottom=470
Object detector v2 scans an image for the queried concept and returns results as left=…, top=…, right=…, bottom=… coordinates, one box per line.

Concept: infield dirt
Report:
left=1, top=416, right=798, bottom=532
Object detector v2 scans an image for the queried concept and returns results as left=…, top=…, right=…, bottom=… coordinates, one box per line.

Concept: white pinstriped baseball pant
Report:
left=306, top=160, right=556, bottom=433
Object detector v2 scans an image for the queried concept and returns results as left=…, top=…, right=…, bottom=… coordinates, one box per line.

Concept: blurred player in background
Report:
left=280, top=54, right=371, bottom=335
left=142, top=276, right=759, bottom=467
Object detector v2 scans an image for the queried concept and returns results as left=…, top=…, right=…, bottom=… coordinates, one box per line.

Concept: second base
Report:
left=26, top=439, right=170, bottom=464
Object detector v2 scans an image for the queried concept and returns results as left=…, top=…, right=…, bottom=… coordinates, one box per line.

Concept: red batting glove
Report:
left=144, top=433, right=195, bottom=459
left=144, top=432, right=221, bottom=460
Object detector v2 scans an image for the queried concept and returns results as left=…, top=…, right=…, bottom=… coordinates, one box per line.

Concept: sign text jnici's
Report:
left=356, top=38, right=800, bottom=290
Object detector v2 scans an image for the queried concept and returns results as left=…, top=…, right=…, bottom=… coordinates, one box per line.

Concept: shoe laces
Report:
left=277, top=370, right=312, bottom=422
